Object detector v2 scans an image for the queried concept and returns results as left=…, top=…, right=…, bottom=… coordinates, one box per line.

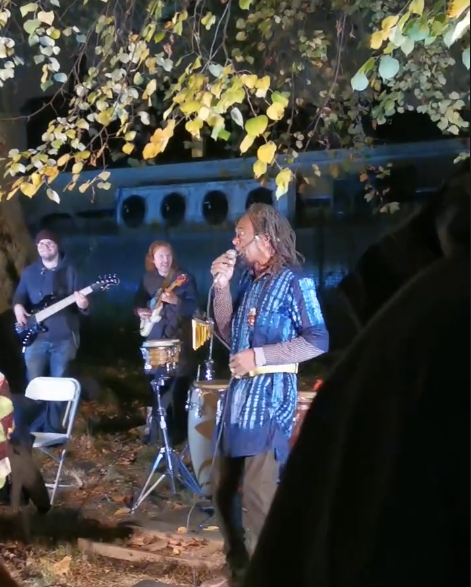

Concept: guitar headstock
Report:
left=175, top=274, right=188, bottom=287
left=94, top=274, right=120, bottom=291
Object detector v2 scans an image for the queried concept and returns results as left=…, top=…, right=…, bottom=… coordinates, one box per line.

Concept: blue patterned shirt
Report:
left=218, top=267, right=326, bottom=463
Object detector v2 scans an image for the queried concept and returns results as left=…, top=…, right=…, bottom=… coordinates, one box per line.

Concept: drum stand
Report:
left=131, top=368, right=205, bottom=514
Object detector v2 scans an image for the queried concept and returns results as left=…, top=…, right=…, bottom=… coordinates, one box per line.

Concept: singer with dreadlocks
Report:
left=205, top=203, right=328, bottom=587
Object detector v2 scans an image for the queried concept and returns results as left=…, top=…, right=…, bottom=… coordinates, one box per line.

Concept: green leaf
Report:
left=351, top=71, right=369, bottom=92
left=245, top=115, right=268, bottom=137
left=359, top=58, right=376, bottom=74
left=23, top=19, right=40, bottom=35
left=239, top=0, right=253, bottom=9
left=463, top=48, right=470, bottom=69
left=20, top=3, right=38, bottom=17
left=271, top=92, right=289, bottom=107
left=401, top=37, right=415, bottom=55
left=378, top=56, right=400, bottom=80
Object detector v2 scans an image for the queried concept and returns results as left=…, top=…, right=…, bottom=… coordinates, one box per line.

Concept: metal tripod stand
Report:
left=130, top=367, right=204, bottom=514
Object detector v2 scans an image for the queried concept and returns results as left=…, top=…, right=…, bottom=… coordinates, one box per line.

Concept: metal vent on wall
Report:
left=116, top=179, right=294, bottom=228
left=161, top=192, right=186, bottom=227
left=202, top=190, right=229, bottom=225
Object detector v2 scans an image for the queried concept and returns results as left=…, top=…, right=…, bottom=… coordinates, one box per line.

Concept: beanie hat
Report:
left=35, top=229, right=59, bottom=245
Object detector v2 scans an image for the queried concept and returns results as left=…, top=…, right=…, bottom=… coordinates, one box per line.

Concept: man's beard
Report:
left=41, top=252, right=57, bottom=263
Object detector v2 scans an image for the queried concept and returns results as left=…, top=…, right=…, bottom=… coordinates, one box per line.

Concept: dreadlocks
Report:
left=245, top=203, right=304, bottom=274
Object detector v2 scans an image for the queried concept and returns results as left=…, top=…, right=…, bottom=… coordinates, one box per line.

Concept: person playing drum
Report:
left=134, top=241, right=199, bottom=445
left=206, top=203, right=328, bottom=587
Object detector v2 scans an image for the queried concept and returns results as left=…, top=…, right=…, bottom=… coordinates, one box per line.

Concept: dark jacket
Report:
left=12, top=254, right=87, bottom=342
left=245, top=252, right=470, bottom=587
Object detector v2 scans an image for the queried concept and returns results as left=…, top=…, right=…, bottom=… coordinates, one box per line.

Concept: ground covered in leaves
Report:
left=1, top=349, right=321, bottom=587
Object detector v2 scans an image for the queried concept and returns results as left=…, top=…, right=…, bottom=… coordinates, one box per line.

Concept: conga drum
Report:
left=290, top=390, right=317, bottom=448
left=186, top=380, right=229, bottom=496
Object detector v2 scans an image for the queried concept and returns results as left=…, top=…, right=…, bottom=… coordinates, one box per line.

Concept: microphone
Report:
left=214, top=249, right=237, bottom=285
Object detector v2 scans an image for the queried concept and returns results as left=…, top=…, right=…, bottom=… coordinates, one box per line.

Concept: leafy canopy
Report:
left=0, top=0, right=469, bottom=207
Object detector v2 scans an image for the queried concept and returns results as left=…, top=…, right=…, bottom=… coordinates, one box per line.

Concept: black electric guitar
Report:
left=15, top=274, right=120, bottom=348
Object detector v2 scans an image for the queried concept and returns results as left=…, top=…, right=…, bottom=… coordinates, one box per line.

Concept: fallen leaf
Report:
left=203, top=525, right=220, bottom=531
left=51, top=555, right=72, bottom=577
left=176, top=526, right=188, bottom=534
left=172, top=547, right=181, bottom=555
left=146, top=539, right=168, bottom=552
left=113, top=507, right=130, bottom=517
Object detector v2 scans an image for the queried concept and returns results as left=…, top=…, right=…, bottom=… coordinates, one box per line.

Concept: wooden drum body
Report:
left=290, top=391, right=317, bottom=449
left=140, top=339, right=181, bottom=373
left=187, top=380, right=228, bottom=497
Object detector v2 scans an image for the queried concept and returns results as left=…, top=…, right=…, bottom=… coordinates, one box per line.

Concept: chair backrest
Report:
left=25, top=377, right=81, bottom=437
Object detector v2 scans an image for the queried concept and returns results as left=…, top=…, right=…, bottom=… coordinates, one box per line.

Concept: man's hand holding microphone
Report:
left=210, top=249, right=237, bottom=289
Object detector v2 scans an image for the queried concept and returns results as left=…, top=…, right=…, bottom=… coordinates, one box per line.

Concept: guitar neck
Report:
left=35, top=286, right=93, bottom=323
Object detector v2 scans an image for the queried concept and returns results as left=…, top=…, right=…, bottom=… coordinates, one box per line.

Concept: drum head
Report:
left=195, top=380, right=229, bottom=391
left=142, top=339, right=180, bottom=348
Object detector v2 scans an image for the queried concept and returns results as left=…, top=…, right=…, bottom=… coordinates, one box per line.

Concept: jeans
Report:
left=24, top=337, right=78, bottom=381
left=21, top=337, right=78, bottom=433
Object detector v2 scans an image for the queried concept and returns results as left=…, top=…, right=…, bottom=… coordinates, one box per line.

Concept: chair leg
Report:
left=50, top=449, right=67, bottom=505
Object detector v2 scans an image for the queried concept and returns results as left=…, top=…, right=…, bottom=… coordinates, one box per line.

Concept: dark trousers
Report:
left=22, top=337, right=78, bottom=433
left=215, top=452, right=280, bottom=586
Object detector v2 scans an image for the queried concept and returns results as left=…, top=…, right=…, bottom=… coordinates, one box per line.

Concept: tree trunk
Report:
left=0, top=110, right=36, bottom=393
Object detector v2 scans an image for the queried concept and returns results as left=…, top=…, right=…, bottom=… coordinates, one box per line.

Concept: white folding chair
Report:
left=25, top=377, right=82, bottom=505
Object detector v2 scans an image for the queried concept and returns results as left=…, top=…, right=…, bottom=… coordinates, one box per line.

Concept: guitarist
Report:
left=12, top=230, right=89, bottom=433
left=134, top=241, right=198, bottom=444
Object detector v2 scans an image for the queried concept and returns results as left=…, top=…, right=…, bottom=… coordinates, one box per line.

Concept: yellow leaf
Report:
left=20, top=183, right=39, bottom=198
left=96, top=111, right=112, bottom=126
left=381, top=15, right=399, bottom=33
left=162, top=119, right=176, bottom=138
left=255, top=75, right=270, bottom=98
left=240, top=134, right=255, bottom=154
left=72, top=162, right=83, bottom=174
left=409, top=0, right=424, bottom=15
left=257, top=142, right=276, bottom=164
left=241, top=74, right=258, bottom=89
left=370, top=31, right=384, bottom=49
left=79, top=181, right=91, bottom=193
left=447, top=0, right=469, bottom=18
left=143, top=78, right=157, bottom=100
left=245, top=115, right=268, bottom=137
left=253, top=159, right=267, bottom=179
left=266, top=102, right=285, bottom=121
left=198, top=106, right=210, bottom=121
left=176, top=526, right=188, bottom=534
left=180, top=100, right=201, bottom=115
left=57, top=154, right=70, bottom=167
left=240, top=0, right=253, bottom=9
left=185, top=118, right=203, bottom=138
left=122, top=142, right=134, bottom=155
left=275, top=168, right=292, bottom=198
left=31, top=173, right=41, bottom=187
left=143, top=142, right=161, bottom=159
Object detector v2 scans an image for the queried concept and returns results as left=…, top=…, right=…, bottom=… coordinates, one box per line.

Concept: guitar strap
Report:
left=156, top=268, right=176, bottom=300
